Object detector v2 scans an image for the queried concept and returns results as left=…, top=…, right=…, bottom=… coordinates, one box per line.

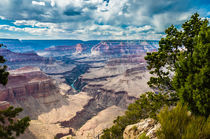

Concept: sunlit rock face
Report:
left=0, top=66, right=91, bottom=138
left=0, top=101, right=10, bottom=110
left=0, top=66, right=58, bottom=102
left=0, top=48, right=53, bottom=70
left=0, top=48, right=45, bottom=63
left=123, top=118, right=161, bottom=139
left=91, top=40, right=158, bottom=57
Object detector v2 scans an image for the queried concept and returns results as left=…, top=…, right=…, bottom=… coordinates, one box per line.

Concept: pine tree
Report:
left=145, top=13, right=210, bottom=116
left=173, top=23, right=210, bottom=116
left=145, top=13, right=207, bottom=92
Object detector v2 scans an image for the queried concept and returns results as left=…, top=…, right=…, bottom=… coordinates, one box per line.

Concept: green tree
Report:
left=0, top=107, right=30, bottom=139
left=101, top=92, right=171, bottom=139
left=0, top=45, right=30, bottom=139
left=145, top=13, right=209, bottom=116
left=145, top=13, right=208, bottom=92
left=0, top=44, right=9, bottom=85
left=173, top=23, right=210, bottom=116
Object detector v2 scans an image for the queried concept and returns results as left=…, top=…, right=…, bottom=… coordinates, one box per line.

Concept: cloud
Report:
left=0, top=23, right=65, bottom=37
left=32, top=1, right=45, bottom=6
left=0, top=0, right=209, bottom=40
left=63, top=8, right=83, bottom=16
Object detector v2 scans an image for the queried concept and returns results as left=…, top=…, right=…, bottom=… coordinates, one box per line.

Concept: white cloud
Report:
left=0, top=0, right=209, bottom=40
left=152, top=12, right=193, bottom=32
left=14, top=20, right=37, bottom=27
left=32, top=1, right=45, bottom=6
left=0, top=16, right=6, bottom=20
left=128, top=25, right=152, bottom=33
left=50, top=0, right=55, bottom=7
left=0, top=23, right=65, bottom=37
left=14, top=20, right=58, bottom=28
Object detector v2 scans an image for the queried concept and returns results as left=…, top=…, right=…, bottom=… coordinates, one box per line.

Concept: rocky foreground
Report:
left=123, top=118, right=160, bottom=139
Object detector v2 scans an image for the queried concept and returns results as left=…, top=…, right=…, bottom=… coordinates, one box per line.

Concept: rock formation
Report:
left=0, top=48, right=46, bottom=63
left=0, top=66, right=58, bottom=102
left=91, top=40, right=158, bottom=56
left=0, top=101, right=10, bottom=110
left=123, top=118, right=161, bottom=139
left=0, top=66, right=99, bottom=138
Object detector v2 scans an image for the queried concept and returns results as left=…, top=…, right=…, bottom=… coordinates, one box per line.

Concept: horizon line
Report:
left=0, top=38, right=159, bottom=41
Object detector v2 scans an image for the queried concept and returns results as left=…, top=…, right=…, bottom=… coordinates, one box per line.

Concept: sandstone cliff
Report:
left=0, top=66, right=58, bottom=102
left=0, top=66, right=95, bottom=138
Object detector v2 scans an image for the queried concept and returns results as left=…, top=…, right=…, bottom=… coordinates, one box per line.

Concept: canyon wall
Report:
left=0, top=66, right=58, bottom=102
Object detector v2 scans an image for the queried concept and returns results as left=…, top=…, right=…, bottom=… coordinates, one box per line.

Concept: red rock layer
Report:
left=0, top=66, right=58, bottom=102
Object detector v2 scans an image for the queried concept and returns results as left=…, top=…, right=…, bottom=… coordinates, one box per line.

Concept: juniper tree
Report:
left=145, top=13, right=210, bottom=116
left=173, top=23, right=210, bottom=117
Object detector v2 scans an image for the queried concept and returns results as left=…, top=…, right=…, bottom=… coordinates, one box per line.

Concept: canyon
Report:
left=0, top=39, right=158, bottom=138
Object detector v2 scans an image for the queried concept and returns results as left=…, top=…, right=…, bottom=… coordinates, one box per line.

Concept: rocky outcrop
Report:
left=0, top=66, right=58, bottom=102
left=44, top=43, right=92, bottom=55
left=123, top=118, right=161, bottom=139
left=76, top=105, right=125, bottom=139
left=107, top=55, right=146, bottom=66
left=0, top=66, right=94, bottom=138
left=59, top=88, right=135, bottom=130
left=0, top=48, right=46, bottom=63
left=0, top=48, right=54, bottom=70
left=91, top=40, right=158, bottom=56
left=75, top=43, right=83, bottom=53
left=77, top=63, right=152, bottom=98
left=0, top=101, right=10, bottom=110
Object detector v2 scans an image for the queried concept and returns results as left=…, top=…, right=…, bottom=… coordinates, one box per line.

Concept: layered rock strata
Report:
left=0, top=66, right=57, bottom=102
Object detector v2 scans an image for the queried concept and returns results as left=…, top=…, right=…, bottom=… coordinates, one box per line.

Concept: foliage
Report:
left=173, top=23, right=210, bottom=116
left=138, top=132, right=149, bottom=139
left=157, top=103, right=210, bottom=139
left=145, top=13, right=210, bottom=116
left=131, top=125, right=138, bottom=131
left=0, top=44, right=30, bottom=138
left=0, top=44, right=9, bottom=86
left=145, top=13, right=208, bottom=92
left=100, top=92, right=173, bottom=139
left=0, top=107, right=30, bottom=139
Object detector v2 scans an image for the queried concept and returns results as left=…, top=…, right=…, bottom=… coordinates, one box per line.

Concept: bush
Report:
left=157, top=103, right=210, bottom=139
left=138, top=132, right=149, bottom=139
left=101, top=92, right=174, bottom=139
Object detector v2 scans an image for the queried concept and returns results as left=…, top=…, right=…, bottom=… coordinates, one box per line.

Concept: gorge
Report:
left=0, top=39, right=158, bottom=138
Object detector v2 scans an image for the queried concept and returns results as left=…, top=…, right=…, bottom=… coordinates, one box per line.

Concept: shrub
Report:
left=157, top=103, right=210, bottom=139
left=138, top=132, right=149, bottom=139
left=101, top=92, right=173, bottom=139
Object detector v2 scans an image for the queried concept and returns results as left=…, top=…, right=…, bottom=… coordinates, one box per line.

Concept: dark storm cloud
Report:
left=64, top=9, right=83, bottom=16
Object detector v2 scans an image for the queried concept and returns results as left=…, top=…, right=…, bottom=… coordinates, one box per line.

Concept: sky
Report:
left=0, top=0, right=209, bottom=40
